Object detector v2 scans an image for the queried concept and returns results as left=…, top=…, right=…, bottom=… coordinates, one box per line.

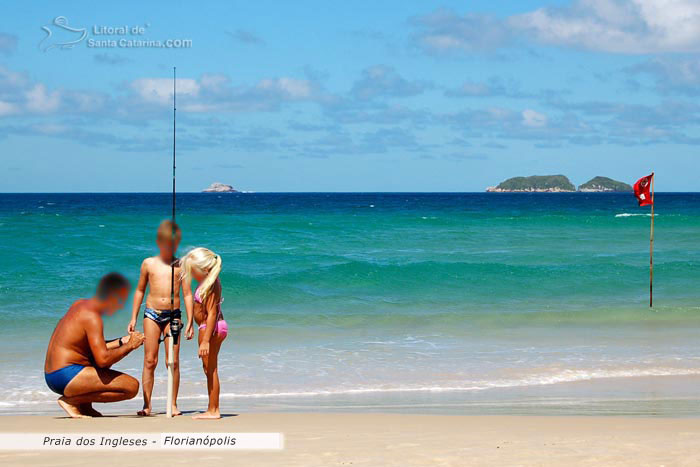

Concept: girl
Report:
left=181, top=247, right=228, bottom=419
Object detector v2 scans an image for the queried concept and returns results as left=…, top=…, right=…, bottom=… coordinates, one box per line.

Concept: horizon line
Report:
left=1, top=191, right=697, bottom=195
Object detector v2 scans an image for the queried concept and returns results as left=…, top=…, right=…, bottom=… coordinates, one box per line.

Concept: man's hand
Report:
left=128, top=331, right=145, bottom=350
left=127, top=319, right=136, bottom=333
left=198, top=341, right=210, bottom=359
left=185, top=323, right=194, bottom=340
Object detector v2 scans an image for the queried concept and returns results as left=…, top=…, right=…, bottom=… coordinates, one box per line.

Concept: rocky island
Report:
left=486, top=175, right=576, bottom=192
left=202, top=182, right=237, bottom=193
left=578, top=176, right=632, bottom=192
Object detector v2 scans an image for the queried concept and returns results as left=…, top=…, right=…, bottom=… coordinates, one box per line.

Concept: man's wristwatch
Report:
left=118, top=337, right=124, bottom=347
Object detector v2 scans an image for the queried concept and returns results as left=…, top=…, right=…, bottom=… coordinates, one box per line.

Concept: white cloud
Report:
left=522, top=109, right=548, bottom=127
left=122, top=73, right=319, bottom=114
left=414, top=1, right=700, bottom=54
left=449, top=81, right=492, bottom=97
left=25, top=84, right=61, bottom=113
left=257, top=77, right=313, bottom=99
left=199, top=73, right=230, bottom=90
left=627, top=57, right=700, bottom=94
left=130, top=78, right=200, bottom=104
left=412, top=9, right=513, bottom=54
left=0, top=65, right=29, bottom=89
left=511, top=0, right=700, bottom=53
left=350, top=65, right=430, bottom=100
left=0, top=65, right=110, bottom=117
left=0, top=100, right=17, bottom=116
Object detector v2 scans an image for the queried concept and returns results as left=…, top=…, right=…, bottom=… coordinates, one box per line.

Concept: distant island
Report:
left=486, top=175, right=575, bottom=192
left=486, top=175, right=632, bottom=193
left=578, top=176, right=632, bottom=192
left=202, top=182, right=237, bottom=193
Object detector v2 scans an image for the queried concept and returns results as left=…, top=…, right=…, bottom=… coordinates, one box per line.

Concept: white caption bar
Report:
left=0, top=433, right=283, bottom=450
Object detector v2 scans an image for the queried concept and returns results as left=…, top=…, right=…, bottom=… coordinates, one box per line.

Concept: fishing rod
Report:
left=171, top=65, right=176, bottom=309
left=166, top=66, right=182, bottom=418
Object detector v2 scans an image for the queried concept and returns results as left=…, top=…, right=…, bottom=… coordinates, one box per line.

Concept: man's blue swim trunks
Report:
left=45, top=364, right=85, bottom=395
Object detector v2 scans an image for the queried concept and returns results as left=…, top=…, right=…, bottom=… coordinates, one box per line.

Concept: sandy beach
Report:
left=1, top=413, right=699, bottom=466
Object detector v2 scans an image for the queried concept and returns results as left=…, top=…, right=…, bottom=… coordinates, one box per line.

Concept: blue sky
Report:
left=1, top=0, right=699, bottom=191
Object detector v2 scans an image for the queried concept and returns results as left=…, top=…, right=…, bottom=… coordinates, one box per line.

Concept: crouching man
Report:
left=44, top=272, right=145, bottom=418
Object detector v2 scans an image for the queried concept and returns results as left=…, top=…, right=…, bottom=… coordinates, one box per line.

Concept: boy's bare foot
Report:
left=171, top=406, right=182, bottom=416
left=137, top=406, right=152, bottom=416
left=79, top=403, right=103, bottom=417
left=58, top=397, right=89, bottom=419
left=192, top=410, right=220, bottom=420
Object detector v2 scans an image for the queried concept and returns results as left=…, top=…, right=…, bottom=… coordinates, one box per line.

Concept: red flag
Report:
left=634, top=173, right=654, bottom=206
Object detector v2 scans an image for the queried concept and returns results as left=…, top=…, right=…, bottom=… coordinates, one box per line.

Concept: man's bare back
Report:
left=45, top=300, right=101, bottom=373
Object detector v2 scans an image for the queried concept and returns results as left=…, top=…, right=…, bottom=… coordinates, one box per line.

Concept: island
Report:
left=578, top=176, right=632, bottom=192
left=202, top=182, right=237, bottom=193
left=486, top=175, right=576, bottom=192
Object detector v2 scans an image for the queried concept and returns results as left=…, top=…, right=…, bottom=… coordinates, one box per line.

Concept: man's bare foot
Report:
left=79, top=403, right=103, bottom=417
left=58, top=397, right=89, bottom=419
left=137, top=406, right=152, bottom=416
left=171, top=406, right=182, bottom=416
left=192, top=410, right=220, bottom=420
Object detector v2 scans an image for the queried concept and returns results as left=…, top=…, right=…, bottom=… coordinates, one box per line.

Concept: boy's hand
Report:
left=185, top=323, right=194, bottom=340
left=127, top=319, right=136, bottom=333
left=198, top=341, right=209, bottom=359
left=128, top=331, right=145, bottom=350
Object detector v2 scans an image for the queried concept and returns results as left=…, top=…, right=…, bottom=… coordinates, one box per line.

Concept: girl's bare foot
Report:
left=192, top=410, right=220, bottom=420
left=58, top=397, right=89, bottom=419
left=79, top=403, right=103, bottom=417
left=137, top=406, right=152, bottom=416
left=171, top=406, right=182, bottom=416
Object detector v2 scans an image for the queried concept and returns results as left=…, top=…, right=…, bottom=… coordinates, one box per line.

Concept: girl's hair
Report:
left=181, top=247, right=222, bottom=301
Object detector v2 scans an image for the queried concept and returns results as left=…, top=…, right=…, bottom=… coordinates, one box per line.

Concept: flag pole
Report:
left=649, top=173, right=654, bottom=308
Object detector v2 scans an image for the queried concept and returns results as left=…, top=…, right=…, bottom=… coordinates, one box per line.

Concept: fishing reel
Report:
left=160, top=316, right=183, bottom=344
left=170, top=317, right=183, bottom=345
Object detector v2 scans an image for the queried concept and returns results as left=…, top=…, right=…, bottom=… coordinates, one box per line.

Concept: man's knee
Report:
left=124, top=376, right=139, bottom=399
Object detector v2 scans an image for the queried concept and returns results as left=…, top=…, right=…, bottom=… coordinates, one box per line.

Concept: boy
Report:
left=128, top=220, right=194, bottom=416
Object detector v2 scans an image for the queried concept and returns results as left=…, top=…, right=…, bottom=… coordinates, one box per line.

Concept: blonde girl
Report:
left=181, top=247, right=227, bottom=419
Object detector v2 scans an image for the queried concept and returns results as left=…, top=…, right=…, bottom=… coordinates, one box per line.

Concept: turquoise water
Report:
left=1, top=193, right=699, bottom=415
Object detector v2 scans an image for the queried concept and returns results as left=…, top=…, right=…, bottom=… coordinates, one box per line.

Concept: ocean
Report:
left=1, top=192, right=699, bottom=416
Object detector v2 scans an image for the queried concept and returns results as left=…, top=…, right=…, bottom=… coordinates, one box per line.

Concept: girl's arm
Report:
left=198, top=283, right=220, bottom=358
left=128, top=260, right=149, bottom=332
left=182, top=277, right=194, bottom=340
